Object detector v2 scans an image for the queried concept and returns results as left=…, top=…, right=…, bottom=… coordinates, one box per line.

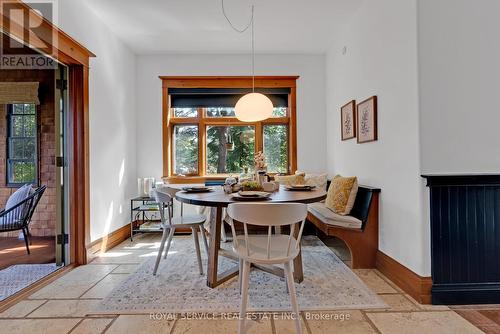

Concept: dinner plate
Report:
left=232, top=192, right=271, bottom=201
left=238, top=191, right=270, bottom=197
left=284, top=185, right=316, bottom=191
left=181, top=186, right=212, bottom=193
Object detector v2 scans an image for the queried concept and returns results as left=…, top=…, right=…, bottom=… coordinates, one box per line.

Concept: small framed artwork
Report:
left=341, top=100, right=356, bottom=140
left=357, top=96, right=378, bottom=143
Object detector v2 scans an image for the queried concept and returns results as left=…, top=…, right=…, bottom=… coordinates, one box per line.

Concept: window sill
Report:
left=6, top=182, right=37, bottom=188
left=163, top=173, right=287, bottom=184
left=162, top=175, right=227, bottom=184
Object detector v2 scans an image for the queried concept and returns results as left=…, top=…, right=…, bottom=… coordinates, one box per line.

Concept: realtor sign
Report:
left=1, top=0, right=58, bottom=69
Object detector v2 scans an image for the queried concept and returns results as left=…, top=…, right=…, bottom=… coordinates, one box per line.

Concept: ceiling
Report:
left=83, top=0, right=364, bottom=55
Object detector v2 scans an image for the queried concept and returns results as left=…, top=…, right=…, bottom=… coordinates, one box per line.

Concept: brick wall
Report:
left=0, top=69, right=56, bottom=237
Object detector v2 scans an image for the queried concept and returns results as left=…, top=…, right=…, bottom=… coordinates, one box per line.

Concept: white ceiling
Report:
left=83, top=0, right=363, bottom=55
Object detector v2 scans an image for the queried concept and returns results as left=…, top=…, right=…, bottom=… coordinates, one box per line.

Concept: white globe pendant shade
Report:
left=235, top=92, right=273, bottom=122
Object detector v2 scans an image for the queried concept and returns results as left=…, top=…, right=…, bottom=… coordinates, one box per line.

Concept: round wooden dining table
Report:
left=175, top=185, right=327, bottom=288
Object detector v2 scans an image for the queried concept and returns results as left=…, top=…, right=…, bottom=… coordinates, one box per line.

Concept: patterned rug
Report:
left=0, top=263, right=59, bottom=301
left=95, top=236, right=386, bottom=314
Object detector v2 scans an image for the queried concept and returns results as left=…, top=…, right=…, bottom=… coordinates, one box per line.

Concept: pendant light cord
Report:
left=222, top=0, right=255, bottom=91
left=222, top=0, right=253, bottom=33
left=251, top=6, right=254, bottom=92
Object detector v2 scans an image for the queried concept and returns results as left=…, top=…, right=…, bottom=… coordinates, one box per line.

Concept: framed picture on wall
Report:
left=357, top=96, right=378, bottom=143
left=341, top=100, right=356, bottom=140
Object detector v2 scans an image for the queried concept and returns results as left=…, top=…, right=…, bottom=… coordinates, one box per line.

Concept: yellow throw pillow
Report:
left=325, top=175, right=358, bottom=215
left=274, top=174, right=305, bottom=186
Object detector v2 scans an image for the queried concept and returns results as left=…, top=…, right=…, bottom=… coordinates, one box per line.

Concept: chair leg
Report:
left=153, top=227, right=169, bottom=275
left=200, top=225, right=209, bottom=256
left=27, top=228, right=32, bottom=245
left=221, top=208, right=230, bottom=242
left=284, top=261, right=302, bottom=334
left=22, top=228, right=30, bottom=255
left=163, top=227, right=175, bottom=260
left=192, top=227, right=203, bottom=275
left=238, top=260, right=251, bottom=334
left=239, top=258, right=243, bottom=294
left=221, top=221, right=228, bottom=242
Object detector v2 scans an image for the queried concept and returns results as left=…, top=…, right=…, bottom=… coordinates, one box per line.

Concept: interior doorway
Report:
left=0, top=0, right=94, bottom=308
left=0, top=34, right=71, bottom=301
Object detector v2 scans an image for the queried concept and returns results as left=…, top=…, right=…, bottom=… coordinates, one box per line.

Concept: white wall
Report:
left=52, top=0, right=500, bottom=276
left=326, top=0, right=431, bottom=276
left=57, top=1, right=137, bottom=241
left=418, top=0, right=500, bottom=174
left=136, top=54, right=327, bottom=179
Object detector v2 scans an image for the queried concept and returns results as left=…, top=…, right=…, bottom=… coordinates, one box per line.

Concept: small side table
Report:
left=130, top=196, right=169, bottom=241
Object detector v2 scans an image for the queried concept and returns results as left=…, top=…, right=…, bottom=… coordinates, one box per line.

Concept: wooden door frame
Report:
left=1, top=0, right=95, bottom=265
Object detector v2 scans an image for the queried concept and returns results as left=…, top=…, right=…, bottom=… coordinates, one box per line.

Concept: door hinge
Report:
left=57, top=233, right=69, bottom=245
left=55, top=156, right=66, bottom=167
left=56, top=79, right=68, bottom=90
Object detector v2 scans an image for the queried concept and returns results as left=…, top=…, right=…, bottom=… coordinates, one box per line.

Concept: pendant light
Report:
left=222, top=1, right=273, bottom=122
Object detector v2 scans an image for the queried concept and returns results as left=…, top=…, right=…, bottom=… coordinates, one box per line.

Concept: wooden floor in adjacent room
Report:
left=453, top=307, right=500, bottom=333
left=0, top=236, right=55, bottom=270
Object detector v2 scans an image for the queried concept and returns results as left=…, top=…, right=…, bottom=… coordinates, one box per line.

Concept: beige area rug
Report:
left=94, top=236, right=386, bottom=314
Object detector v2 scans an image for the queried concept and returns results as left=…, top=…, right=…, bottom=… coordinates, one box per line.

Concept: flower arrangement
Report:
left=254, top=151, right=267, bottom=170
left=241, top=180, right=263, bottom=191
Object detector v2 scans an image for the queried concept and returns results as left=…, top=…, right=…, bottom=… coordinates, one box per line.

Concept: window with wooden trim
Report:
left=162, top=77, right=298, bottom=179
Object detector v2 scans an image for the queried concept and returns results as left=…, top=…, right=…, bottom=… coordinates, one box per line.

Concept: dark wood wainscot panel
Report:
left=422, top=174, right=500, bottom=304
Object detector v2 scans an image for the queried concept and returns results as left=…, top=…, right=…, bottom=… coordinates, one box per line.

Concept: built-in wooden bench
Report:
left=307, top=185, right=381, bottom=269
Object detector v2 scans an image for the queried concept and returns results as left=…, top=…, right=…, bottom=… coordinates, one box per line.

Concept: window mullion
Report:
left=199, top=118, right=206, bottom=177
left=255, top=122, right=263, bottom=155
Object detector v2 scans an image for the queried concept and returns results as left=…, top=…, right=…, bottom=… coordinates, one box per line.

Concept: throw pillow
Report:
left=5, top=184, right=32, bottom=221
left=295, top=171, right=328, bottom=190
left=325, top=175, right=358, bottom=215
left=305, top=173, right=328, bottom=190
left=274, top=174, right=305, bottom=186
left=6, top=184, right=32, bottom=210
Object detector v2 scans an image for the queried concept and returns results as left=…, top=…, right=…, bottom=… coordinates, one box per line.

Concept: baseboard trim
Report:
left=432, top=283, right=500, bottom=305
left=376, top=250, right=432, bottom=304
left=86, top=224, right=131, bottom=260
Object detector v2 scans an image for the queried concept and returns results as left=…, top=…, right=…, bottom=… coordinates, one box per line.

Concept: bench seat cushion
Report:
left=308, top=202, right=362, bottom=229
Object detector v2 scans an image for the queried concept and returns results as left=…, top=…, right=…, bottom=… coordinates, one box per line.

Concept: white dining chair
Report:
left=197, top=206, right=230, bottom=242
left=152, top=187, right=209, bottom=276
left=226, top=203, right=308, bottom=334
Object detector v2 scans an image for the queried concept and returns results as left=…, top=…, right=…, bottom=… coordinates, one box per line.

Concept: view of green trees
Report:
left=263, top=125, right=288, bottom=173
left=173, top=125, right=198, bottom=175
left=207, top=125, right=254, bottom=174
left=9, top=104, right=37, bottom=184
left=11, top=161, right=36, bottom=183
left=172, top=107, right=288, bottom=175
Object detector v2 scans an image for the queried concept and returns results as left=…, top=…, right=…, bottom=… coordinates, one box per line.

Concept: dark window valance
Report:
left=169, top=88, right=290, bottom=108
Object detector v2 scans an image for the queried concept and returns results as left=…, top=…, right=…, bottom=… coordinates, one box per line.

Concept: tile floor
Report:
left=0, top=234, right=492, bottom=333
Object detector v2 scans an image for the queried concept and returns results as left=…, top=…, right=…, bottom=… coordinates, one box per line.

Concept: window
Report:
left=173, top=107, right=197, bottom=118
left=7, top=103, right=38, bottom=185
left=163, top=77, right=298, bottom=178
left=172, top=125, right=198, bottom=175
left=263, top=124, right=288, bottom=174
left=206, top=107, right=235, bottom=118
left=206, top=124, right=255, bottom=174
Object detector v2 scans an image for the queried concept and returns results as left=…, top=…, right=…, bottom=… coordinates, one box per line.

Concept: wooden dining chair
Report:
left=226, top=203, right=308, bottom=334
left=152, top=187, right=209, bottom=276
